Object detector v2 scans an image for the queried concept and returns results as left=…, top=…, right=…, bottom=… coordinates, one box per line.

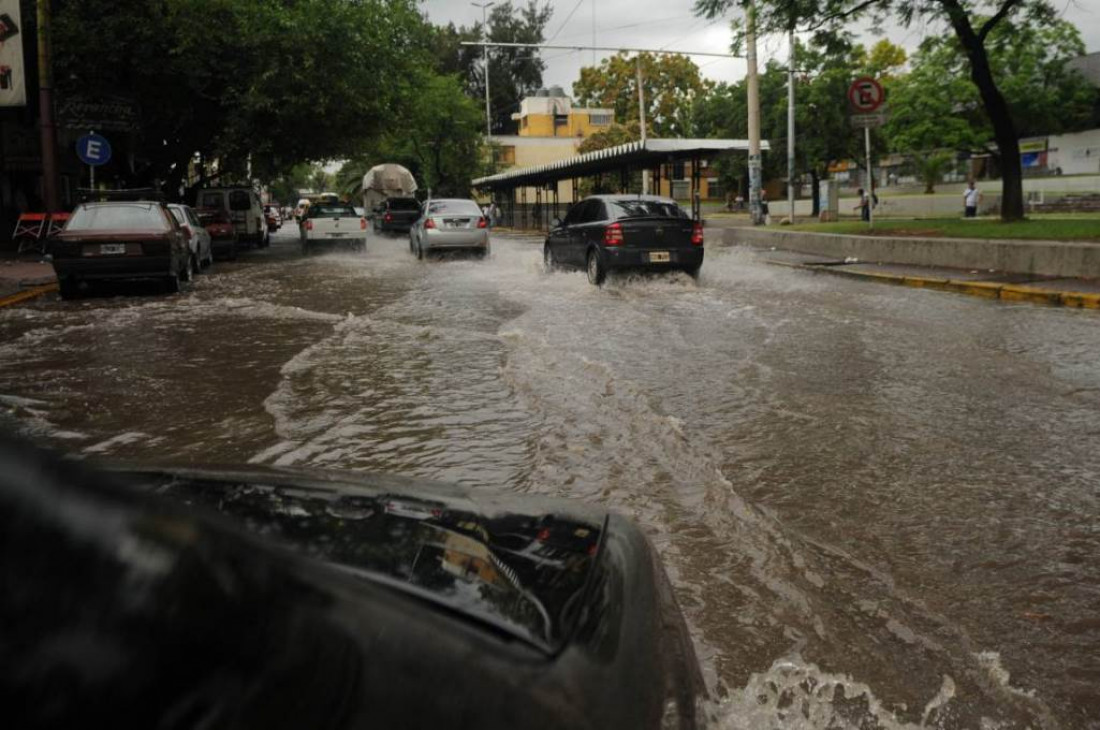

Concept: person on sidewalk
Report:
left=854, top=188, right=870, bottom=222
left=963, top=181, right=981, bottom=218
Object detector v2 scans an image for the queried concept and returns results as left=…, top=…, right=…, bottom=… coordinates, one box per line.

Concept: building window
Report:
left=589, top=113, right=612, bottom=126
left=495, top=146, right=516, bottom=166
left=672, top=161, right=686, bottom=180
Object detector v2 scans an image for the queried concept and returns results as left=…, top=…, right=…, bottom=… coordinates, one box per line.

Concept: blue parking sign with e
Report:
left=76, top=133, right=111, bottom=166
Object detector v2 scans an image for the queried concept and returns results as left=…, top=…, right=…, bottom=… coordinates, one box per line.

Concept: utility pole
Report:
left=36, top=0, right=60, bottom=211
left=637, top=57, right=648, bottom=194
left=746, top=2, right=763, bottom=225
left=472, top=2, right=495, bottom=139
left=787, top=25, right=796, bottom=224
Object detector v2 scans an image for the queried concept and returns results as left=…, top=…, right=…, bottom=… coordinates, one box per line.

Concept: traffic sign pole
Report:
left=865, top=126, right=873, bottom=229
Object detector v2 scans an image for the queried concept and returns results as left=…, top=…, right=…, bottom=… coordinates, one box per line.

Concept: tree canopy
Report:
left=433, top=1, right=553, bottom=135
left=574, top=52, right=712, bottom=137
left=692, top=0, right=1081, bottom=220
left=53, top=0, right=440, bottom=196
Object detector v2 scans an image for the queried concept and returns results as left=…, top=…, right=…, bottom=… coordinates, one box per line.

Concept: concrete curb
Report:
left=782, top=262, right=1100, bottom=309
left=0, top=283, right=58, bottom=308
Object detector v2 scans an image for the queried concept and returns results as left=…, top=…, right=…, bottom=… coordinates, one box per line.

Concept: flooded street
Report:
left=2, top=227, right=1099, bottom=728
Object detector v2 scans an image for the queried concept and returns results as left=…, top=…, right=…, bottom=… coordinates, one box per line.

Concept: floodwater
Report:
left=2, top=228, right=1099, bottom=729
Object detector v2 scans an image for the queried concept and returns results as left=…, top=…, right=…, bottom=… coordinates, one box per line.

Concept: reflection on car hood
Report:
left=115, top=465, right=606, bottom=654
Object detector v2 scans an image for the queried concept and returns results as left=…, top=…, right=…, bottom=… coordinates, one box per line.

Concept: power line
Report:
left=546, top=0, right=585, bottom=43
left=461, top=40, right=741, bottom=59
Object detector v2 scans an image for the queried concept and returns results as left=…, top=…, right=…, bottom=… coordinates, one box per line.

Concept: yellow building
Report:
left=511, top=86, right=614, bottom=138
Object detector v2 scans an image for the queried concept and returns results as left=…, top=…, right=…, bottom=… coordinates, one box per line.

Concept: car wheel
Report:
left=586, top=248, right=606, bottom=286
left=543, top=244, right=556, bottom=272
left=416, top=239, right=424, bottom=260
left=685, top=264, right=702, bottom=281
left=180, top=255, right=194, bottom=283
left=165, top=269, right=182, bottom=294
left=205, top=248, right=214, bottom=268
left=58, top=278, right=80, bottom=300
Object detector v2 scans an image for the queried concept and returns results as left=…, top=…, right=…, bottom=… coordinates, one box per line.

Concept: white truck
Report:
left=300, top=200, right=367, bottom=254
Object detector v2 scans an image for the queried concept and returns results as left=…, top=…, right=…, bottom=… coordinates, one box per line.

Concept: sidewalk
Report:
left=751, top=247, right=1100, bottom=309
left=0, top=254, right=58, bottom=306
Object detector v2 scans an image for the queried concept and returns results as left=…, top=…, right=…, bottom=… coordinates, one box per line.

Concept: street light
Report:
left=471, top=2, right=494, bottom=140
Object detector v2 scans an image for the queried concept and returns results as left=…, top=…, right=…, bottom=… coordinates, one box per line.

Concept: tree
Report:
left=434, top=1, right=553, bottom=135
left=693, top=0, right=1073, bottom=221
left=574, top=53, right=713, bottom=137
left=577, top=121, right=641, bottom=154
left=52, top=0, right=433, bottom=197
left=884, top=16, right=1094, bottom=189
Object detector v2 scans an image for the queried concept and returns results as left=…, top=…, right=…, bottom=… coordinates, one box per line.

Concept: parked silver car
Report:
left=168, top=204, right=214, bottom=273
left=409, top=199, right=489, bottom=259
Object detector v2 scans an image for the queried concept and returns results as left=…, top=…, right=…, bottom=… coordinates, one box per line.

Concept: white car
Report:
left=300, top=201, right=367, bottom=253
left=168, top=204, right=214, bottom=273
left=409, top=199, right=490, bottom=259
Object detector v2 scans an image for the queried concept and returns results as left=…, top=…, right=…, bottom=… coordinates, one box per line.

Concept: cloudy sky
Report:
left=421, top=0, right=1100, bottom=93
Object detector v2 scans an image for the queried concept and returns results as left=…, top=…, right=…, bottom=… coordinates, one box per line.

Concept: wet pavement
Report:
left=2, top=226, right=1099, bottom=728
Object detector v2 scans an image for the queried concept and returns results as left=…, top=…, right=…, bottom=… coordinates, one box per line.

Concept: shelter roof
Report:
left=473, top=138, right=768, bottom=189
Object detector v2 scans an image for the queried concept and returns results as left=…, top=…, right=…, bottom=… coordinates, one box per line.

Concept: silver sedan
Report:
left=409, top=199, right=490, bottom=259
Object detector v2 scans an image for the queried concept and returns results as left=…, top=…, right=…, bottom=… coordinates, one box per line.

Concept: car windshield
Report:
left=67, top=204, right=169, bottom=231
left=168, top=208, right=186, bottom=225
left=427, top=201, right=481, bottom=217
left=311, top=204, right=357, bottom=217
left=607, top=200, right=687, bottom=220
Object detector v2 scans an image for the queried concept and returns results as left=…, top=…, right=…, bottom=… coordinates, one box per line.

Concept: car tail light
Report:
left=691, top=222, right=704, bottom=245
left=384, top=213, right=393, bottom=223
left=304, top=219, right=313, bottom=231
left=477, top=217, right=488, bottom=229
left=360, top=217, right=367, bottom=230
left=603, top=222, right=623, bottom=246
left=424, top=218, right=436, bottom=229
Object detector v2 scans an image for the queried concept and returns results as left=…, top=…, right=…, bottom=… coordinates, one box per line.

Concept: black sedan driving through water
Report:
left=1, top=434, right=705, bottom=729
left=544, top=195, right=705, bottom=285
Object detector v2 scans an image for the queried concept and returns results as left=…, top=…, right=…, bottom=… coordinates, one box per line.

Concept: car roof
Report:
left=78, top=201, right=162, bottom=209
left=588, top=194, right=679, bottom=204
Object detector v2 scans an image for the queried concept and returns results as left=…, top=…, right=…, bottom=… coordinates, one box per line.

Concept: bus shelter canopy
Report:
left=471, top=138, right=767, bottom=190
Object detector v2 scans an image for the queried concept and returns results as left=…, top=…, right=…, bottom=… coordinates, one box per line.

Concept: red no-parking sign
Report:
left=848, top=77, right=884, bottom=112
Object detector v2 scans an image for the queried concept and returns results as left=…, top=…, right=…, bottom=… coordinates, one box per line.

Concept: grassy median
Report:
left=788, top=217, right=1100, bottom=241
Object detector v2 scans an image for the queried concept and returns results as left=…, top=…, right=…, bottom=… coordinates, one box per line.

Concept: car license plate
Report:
left=100, top=243, right=126, bottom=255
left=328, top=232, right=346, bottom=238
left=649, top=251, right=670, bottom=263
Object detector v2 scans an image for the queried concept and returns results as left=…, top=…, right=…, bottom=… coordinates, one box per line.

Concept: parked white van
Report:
left=196, top=188, right=269, bottom=249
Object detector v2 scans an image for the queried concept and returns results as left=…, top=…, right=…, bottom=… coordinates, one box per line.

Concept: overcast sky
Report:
left=420, top=0, right=1100, bottom=93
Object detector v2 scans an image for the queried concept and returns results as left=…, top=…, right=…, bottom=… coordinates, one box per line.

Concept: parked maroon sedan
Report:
left=49, top=201, right=192, bottom=299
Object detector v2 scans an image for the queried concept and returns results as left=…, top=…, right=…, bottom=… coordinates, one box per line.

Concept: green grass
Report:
left=788, top=217, right=1100, bottom=241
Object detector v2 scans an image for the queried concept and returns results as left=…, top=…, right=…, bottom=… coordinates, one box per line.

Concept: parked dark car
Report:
left=544, top=195, right=704, bottom=285
left=196, top=207, right=239, bottom=260
left=49, top=201, right=192, bottom=298
left=372, top=196, right=421, bottom=234
left=0, top=434, right=706, bottom=729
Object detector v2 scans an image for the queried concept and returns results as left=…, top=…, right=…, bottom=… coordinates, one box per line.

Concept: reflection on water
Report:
left=1, top=229, right=1099, bottom=727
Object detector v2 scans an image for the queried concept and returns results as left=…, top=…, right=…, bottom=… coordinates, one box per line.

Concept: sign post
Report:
left=76, top=131, right=112, bottom=191
left=847, top=76, right=885, bottom=229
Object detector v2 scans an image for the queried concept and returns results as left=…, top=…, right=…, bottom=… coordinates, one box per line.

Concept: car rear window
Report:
left=427, top=201, right=481, bottom=217
left=168, top=208, right=186, bottom=225
left=608, top=200, right=688, bottom=220
left=228, top=191, right=252, bottom=211
left=388, top=198, right=420, bottom=211
left=311, top=204, right=358, bottom=217
left=67, top=204, right=170, bottom=231
left=198, top=192, right=224, bottom=209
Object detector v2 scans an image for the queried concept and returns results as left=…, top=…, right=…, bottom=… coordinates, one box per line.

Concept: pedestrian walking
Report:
left=963, top=181, right=981, bottom=218
left=853, top=188, right=871, bottom=222
left=490, top=201, right=501, bottom=227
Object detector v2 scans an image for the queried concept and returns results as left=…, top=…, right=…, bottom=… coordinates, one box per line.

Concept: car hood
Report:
left=112, top=465, right=607, bottom=653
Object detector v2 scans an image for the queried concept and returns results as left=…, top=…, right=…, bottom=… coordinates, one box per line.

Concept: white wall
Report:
left=1047, top=128, right=1100, bottom=176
